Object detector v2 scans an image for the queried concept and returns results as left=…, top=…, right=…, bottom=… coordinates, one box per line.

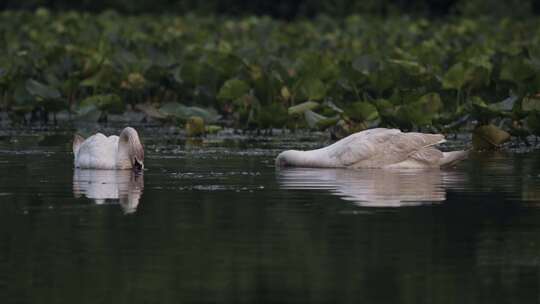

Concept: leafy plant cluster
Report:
left=2, top=9, right=540, bottom=141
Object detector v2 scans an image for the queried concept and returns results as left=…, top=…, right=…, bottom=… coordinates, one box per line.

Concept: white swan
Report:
left=73, top=127, right=144, bottom=170
left=276, top=128, right=467, bottom=169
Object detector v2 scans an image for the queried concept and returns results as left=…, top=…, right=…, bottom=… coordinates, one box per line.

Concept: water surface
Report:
left=1, top=128, right=540, bottom=304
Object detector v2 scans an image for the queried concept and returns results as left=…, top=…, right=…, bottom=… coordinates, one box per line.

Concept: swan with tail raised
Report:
left=276, top=128, right=467, bottom=169
left=73, top=127, right=144, bottom=170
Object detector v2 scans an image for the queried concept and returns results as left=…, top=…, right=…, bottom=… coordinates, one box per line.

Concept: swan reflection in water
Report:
left=278, top=168, right=465, bottom=207
left=73, top=169, right=144, bottom=214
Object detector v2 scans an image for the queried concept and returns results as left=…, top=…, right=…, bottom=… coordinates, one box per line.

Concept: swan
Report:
left=276, top=128, right=467, bottom=169
left=73, top=127, right=144, bottom=170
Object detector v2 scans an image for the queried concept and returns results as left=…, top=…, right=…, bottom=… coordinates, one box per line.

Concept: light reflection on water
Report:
left=72, top=169, right=144, bottom=214
left=2, top=130, right=540, bottom=303
left=277, top=167, right=466, bottom=207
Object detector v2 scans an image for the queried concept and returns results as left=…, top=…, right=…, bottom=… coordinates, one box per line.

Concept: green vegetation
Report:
left=2, top=9, right=540, bottom=145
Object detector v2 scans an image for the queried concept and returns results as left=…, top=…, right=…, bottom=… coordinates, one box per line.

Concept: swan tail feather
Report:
left=73, top=134, right=85, bottom=155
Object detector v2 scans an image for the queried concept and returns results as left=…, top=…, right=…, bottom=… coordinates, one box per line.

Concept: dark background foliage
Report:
left=1, top=0, right=538, bottom=18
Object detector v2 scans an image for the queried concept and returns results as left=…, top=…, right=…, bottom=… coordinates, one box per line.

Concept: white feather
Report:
left=73, top=127, right=144, bottom=170
left=276, top=128, right=467, bottom=169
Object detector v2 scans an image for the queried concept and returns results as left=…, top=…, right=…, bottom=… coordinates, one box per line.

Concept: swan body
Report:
left=276, top=128, right=467, bottom=169
left=73, top=127, right=144, bottom=170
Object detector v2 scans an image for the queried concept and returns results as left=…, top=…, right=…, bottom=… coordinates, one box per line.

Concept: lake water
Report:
left=1, top=127, right=540, bottom=304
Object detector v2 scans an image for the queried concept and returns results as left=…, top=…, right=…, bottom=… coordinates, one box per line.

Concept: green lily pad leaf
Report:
left=178, top=105, right=220, bottom=123
left=296, top=77, right=326, bottom=101
left=288, top=101, right=319, bottom=115
left=257, top=103, right=288, bottom=128
left=185, top=116, right=205, bottom=137
left=205, top=125, right=223, bottom=134
left=304, top=110, right=327, bottom=129
left=76, top=103, right=99, bottom=117
left=472, top=124, right=511, bottom=150
left=492, top=95, right=518, bottom=112
left=345, top=101, right=379, bottom=122
left=80, top=94, right=124, bottom=114
left=26, top=79, right=60, bottom=100
left=396, top=95, right=442, bottom=127
left=373, top=98, right=395, bottom=116
left=526, top=111, right=540, bottom=136
left=417, top=92, right=443, bottom=113
left=442, top=63, right=467, bottom=90
left=135, top=103, right=168, bottom=121
left=388, top=59, right=427, bottom=75
left=217, top=79, right=250, bottom=101
left=74, top=103, right=102, bottom=122
left=322, top=100, right=344, bottom=113
left=159, top=102, right=220, bottom=123
left=472, top=96, right=514, bottom=121
left=352, top=55, right=378, bottom=75
left=522, top=96, right=540, bottom=112
left=14, top=83, right=34, bottom=107
left=500, top=57, right=535, bottom=83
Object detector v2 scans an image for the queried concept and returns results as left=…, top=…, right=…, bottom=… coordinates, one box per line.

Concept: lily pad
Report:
left=288, top=101, right=319, bottom=115
left=522, top=96, right=540, bottom=112
left=303, top=109, right=338, bottom=129
left=472, top=124, right=511, bottom=150
left=185, top=116, right=205, bottom=137
left=442, top=62, right=468, bottom=90
left=295, top=77, right=326, bottom=101
left=26, top=79, right=60, bottom=100
left=79, top=94, right=124, bottom=114
left=159, top=102, right=220, bottom=123
left=217, top=79, right=250, bottom=101
left=344, top=101, right=379, bottom=122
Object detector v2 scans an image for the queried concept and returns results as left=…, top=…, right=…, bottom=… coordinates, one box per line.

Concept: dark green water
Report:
left=1, top=128, right=540, bottom=304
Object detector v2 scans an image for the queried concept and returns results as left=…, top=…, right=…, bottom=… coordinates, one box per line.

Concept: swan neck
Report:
left=289, top=149, right=334, bottom=167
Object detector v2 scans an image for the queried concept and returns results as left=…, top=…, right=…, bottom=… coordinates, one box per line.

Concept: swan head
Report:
left=276, top=150, right=303, bottom=167
left=117, top=127, right=144, bottom=171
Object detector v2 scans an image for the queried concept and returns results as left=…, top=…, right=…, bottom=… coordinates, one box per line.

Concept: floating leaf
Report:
left=526, top=111, right=540, bottom=136
left=79, top=94, right=124, bottom=114
left=500, top=57, right=535, bottom=83
left=26, top=79, right=60, bottom=100
left=388, top=59, right=427, bottom=75
left=288, top=101, right=319, bottom=115
left=296, top=77, right=326, bottom=101
left=159, top=102, right=220, bottom=123
left=258, top=103, right=288, bottom=128
left=344, top=101, right=379, bottom=122
left=217, top=79, right=250, bottom=101
left=472, top=124, right=511, bottom=150
left=301, top=109, right=340, bottom=130
left=135, top=103, right=168, bottom=121
left=185, top=116, right=205, bottom=137
left=352, top=55, right=378, bottom=75
left=205, top=125, right=223, bottom=134
left=442, top=63, right=467, bottom=90
left=522, top=96, right=540, bottom=112
left=417, top=92, right=443, bottom=113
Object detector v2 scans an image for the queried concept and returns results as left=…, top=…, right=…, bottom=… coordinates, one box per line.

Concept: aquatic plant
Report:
left=1, top=10, right=540, bottom=144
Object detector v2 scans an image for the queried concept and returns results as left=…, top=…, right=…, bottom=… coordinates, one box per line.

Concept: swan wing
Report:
left=75, top=134, right=119, bottom=169
left=326, top=129, right=445, bottom=168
